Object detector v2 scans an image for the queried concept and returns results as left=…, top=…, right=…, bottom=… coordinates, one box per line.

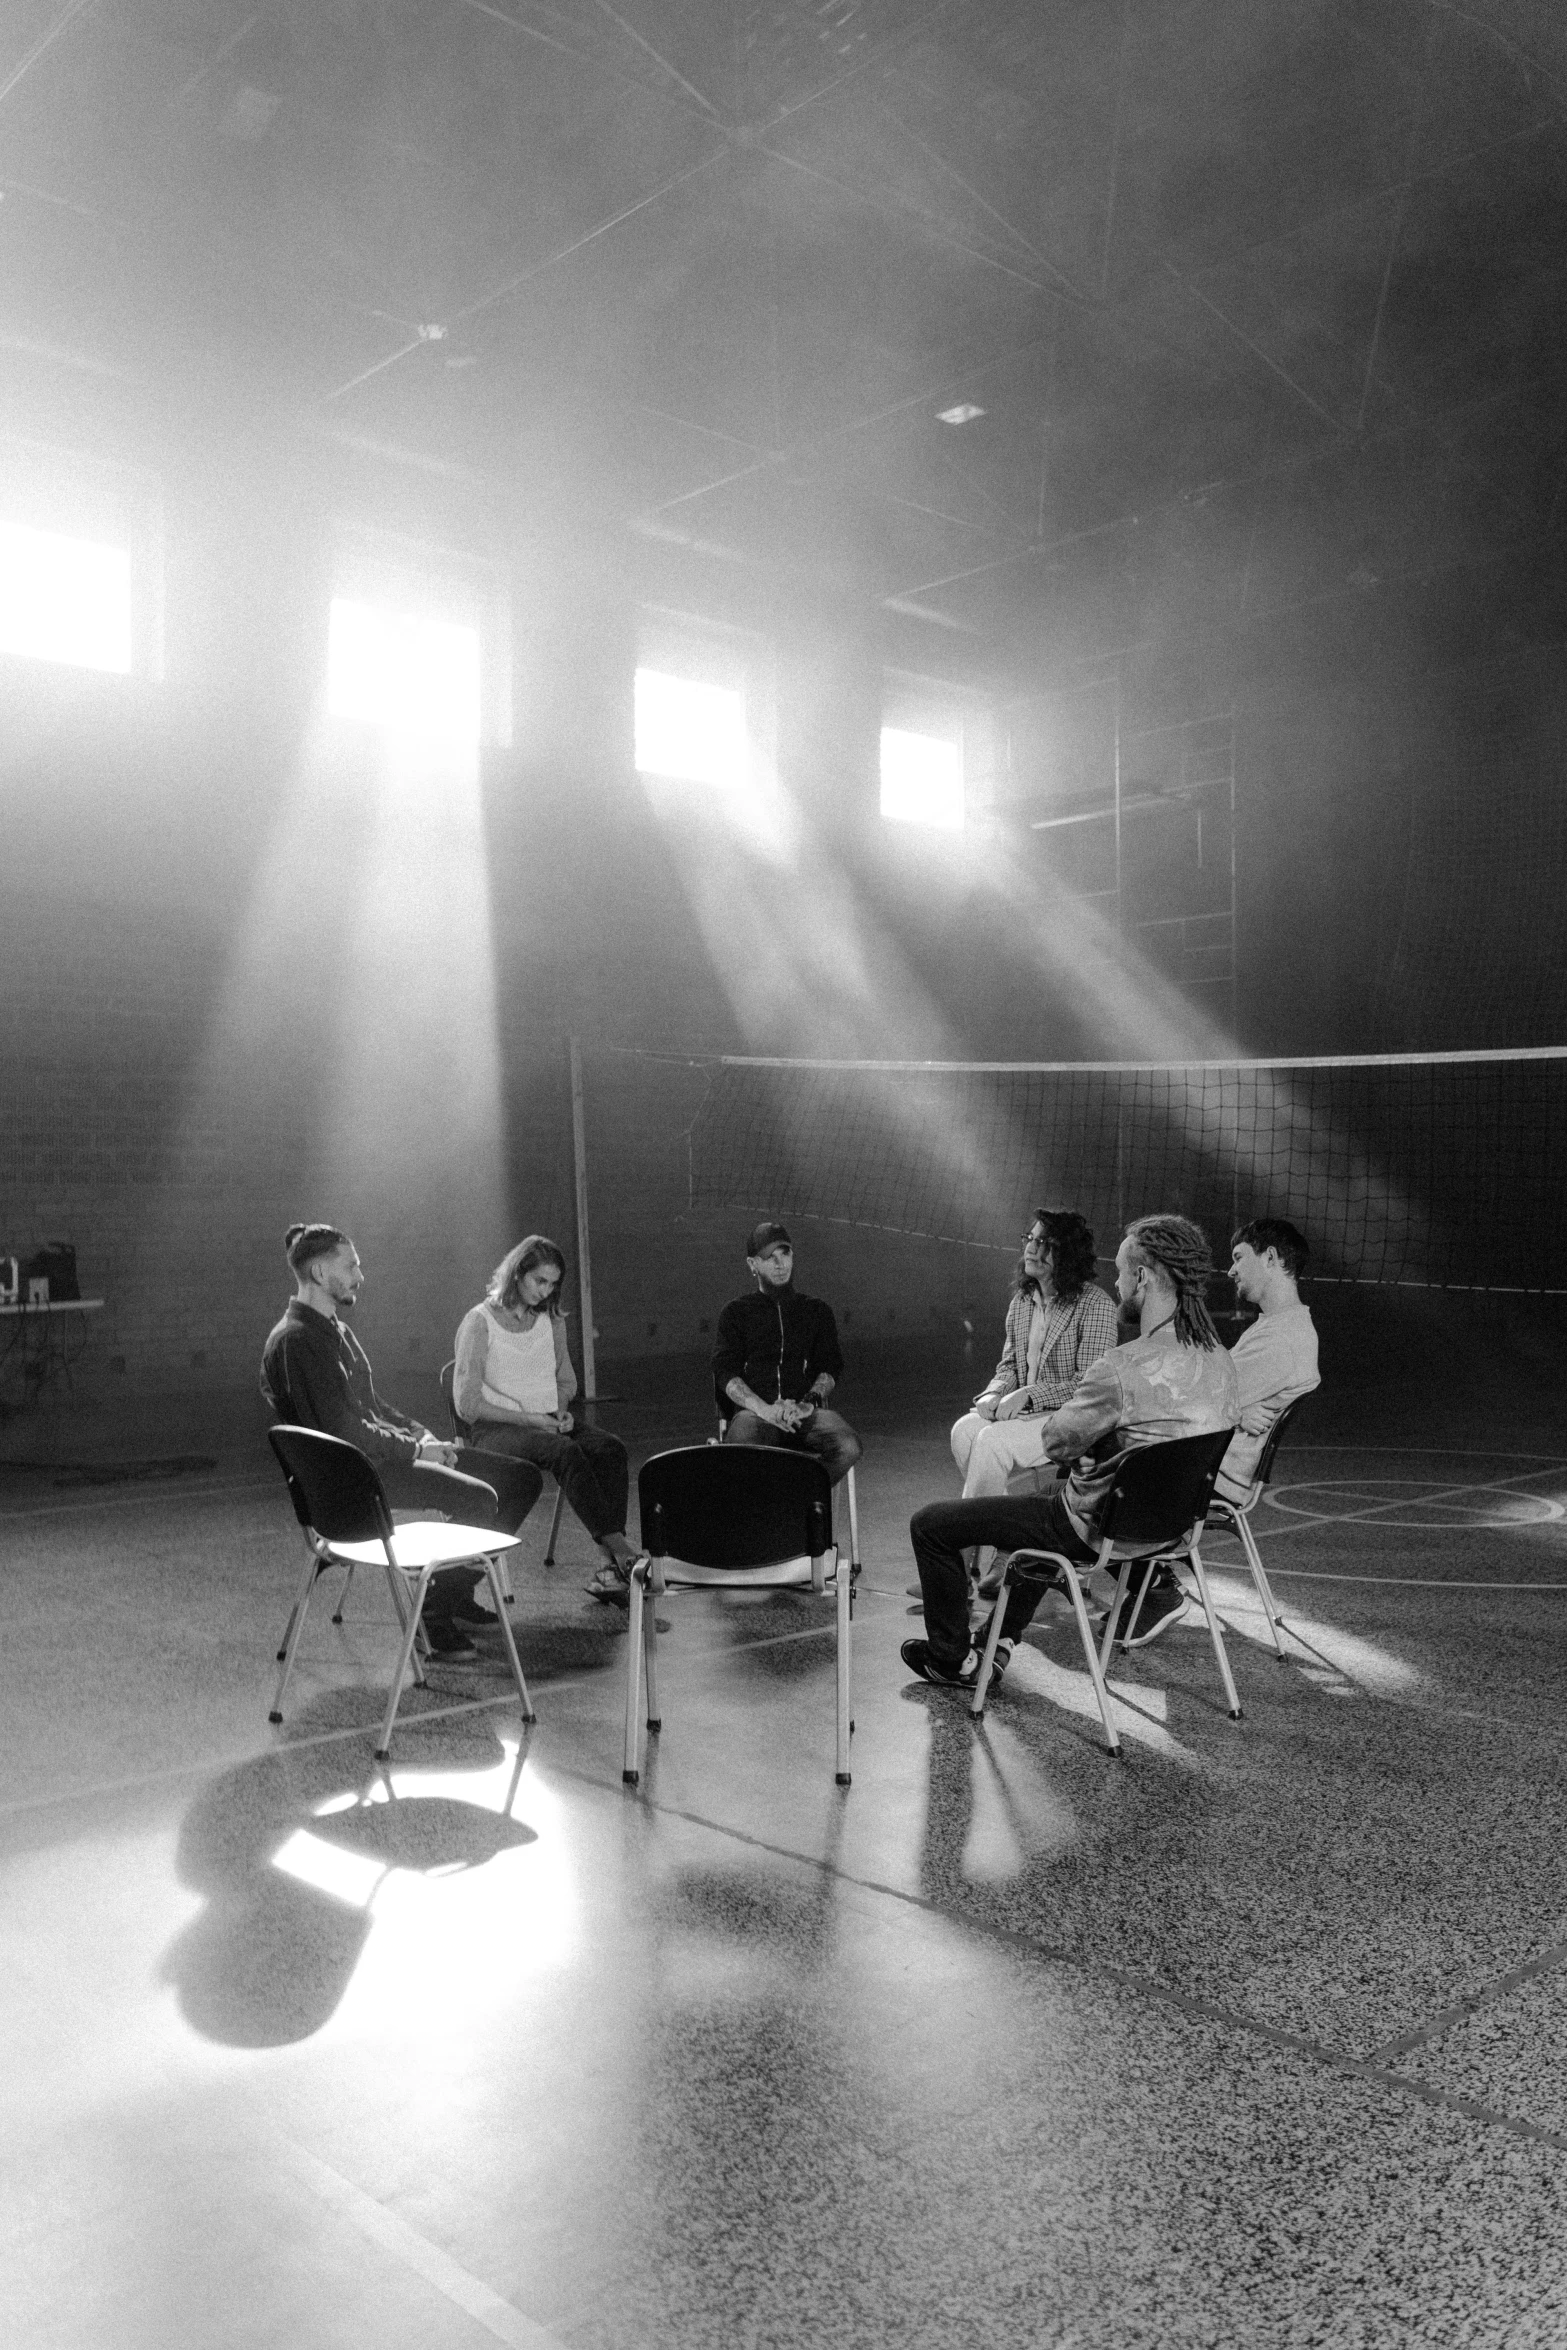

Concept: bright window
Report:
left=880, top=726, right=964, bottom=830
left=635, top=667, right=747, bottom=789
left=0, top=521, right=132, bottom=673
left=327, top=597, right=481, bottom=745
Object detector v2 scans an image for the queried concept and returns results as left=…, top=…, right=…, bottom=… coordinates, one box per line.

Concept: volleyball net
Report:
left=593, top=1046, right=1567, bottom=1294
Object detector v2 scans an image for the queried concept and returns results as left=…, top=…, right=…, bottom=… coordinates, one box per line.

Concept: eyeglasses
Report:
left=1021, top=1232, right=1048, bottom=1249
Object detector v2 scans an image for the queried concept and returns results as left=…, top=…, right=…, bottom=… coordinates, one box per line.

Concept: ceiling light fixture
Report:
left=937, top=402, right=985, bottom=424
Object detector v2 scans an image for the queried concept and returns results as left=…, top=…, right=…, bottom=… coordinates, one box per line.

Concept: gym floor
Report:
left=7, top=1364, right=1567, bottom=2350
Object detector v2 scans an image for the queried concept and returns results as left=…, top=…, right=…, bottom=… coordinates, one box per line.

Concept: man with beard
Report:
left=711, top=1221, right=861, bottom=1485
left=261, top=1222, right=543, bottom=1655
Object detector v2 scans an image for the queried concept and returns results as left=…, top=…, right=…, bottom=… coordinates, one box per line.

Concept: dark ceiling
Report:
left=6, top=0, right=1567, bottom=675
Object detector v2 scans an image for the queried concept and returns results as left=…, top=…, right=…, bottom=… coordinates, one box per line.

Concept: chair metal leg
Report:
left=382, top=1560, right=427, bottom=1686
left=374, top=1567, right=432, bottom=1762
left=543, top=1481, right=566, bottom=1567
left=1064, top=1564, right=1123, bottom=1756
left=643, top=1557, right=662, bottom=1733
left=1099, top=1559, right=1136, bottom=1676
left=1236, top=1514, right=1287, bottom=1655
left=1118, top=1559, right=1160, bottom=1652
left=330, top=1561, right=356, bottom=1626
left=1186, top=1540, right=1243, bottom=1719
left=970, top=1568, right=1011, bottom=1719
left=834, top=1544, right=852, bottom=1783
left=845, top=1465, right=860, bottom=1571
left=270, top=1547, right=325, bottom=1721
left=623, top=1559, right=649, bottom=1783
left=483, top=1556, right=534, bottom=1722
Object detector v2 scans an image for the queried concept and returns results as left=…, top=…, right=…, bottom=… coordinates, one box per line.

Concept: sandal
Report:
left=584, top=1557, right=635, bottom=1605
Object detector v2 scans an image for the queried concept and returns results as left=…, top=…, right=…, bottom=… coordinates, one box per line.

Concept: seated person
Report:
left=951, top=1207, right=1118, bottom=1498
left=902, top=1213, right=1238, bottom=1690
left=1098, top=1216, right=1322, bottom=1645
left=712, top=1221, right=862, bottom=1485
left=1218, top=1217, right=1320, bottom=1501
left=261, top=1222, right=543, bottom=1656
left=453, top=1235, right=642, bottom=1605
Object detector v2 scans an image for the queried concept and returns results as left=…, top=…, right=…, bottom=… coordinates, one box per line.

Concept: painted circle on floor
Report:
left=1266, top=1476, right=1566, bottom=1529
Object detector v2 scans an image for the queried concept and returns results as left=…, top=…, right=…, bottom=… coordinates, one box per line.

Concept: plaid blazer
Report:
left=975, top=1282, right=1120, bottom=1415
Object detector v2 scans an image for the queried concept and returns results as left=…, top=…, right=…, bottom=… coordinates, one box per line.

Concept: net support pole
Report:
left=569, top=1035, right=598, bottom=1405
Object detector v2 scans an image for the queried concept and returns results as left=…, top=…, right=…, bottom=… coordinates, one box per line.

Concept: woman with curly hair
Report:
left=454, top=1236, right=641, bottom=1602
left=951, top=1207, right=1118, bottom=1502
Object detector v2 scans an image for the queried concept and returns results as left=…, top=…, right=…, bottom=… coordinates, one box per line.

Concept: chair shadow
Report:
left=162, top=1714, right=535, bottom=2048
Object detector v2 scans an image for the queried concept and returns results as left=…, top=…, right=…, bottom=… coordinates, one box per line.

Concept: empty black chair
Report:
left=972, top=1425, right=1238, bottom=1753
left=267, top=1424, right=533, bottom=1760
left=623, top=1444, right=852, bottom=1788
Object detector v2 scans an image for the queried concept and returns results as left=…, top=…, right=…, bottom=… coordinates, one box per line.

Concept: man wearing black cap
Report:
left=712, top=1222, right=862, bottom=1484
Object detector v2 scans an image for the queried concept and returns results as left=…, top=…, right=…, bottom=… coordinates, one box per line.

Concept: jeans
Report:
left=910, top=1489, right=1099, bottom=1666
left=468, top=1417, right=630, bottom=1545
left=723, top=1406, right=862, bottom=1486
left=377, top=1452, right=544, bottom=1623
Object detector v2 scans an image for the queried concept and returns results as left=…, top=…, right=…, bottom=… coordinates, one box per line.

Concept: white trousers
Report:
left=950, top=1410, right=1051, bottom=1498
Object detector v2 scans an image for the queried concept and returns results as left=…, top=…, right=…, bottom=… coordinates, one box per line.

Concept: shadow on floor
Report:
left=162, top=1716, right=535, bottom=2047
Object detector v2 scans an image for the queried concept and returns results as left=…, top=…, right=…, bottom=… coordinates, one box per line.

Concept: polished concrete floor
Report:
left=7, top=1383, right=1567, bottom=2349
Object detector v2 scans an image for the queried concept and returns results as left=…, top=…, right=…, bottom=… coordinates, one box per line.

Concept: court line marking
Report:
left=0, top=1472, right=276, bottom=1523
left=0, top=1612, right=872, bottom=1822
left=1267, top=1474, right=1566, bottom=1528
left=1367, top=1935, right=1567, bottom=2065
left=1258, top=1461, right=1567, bottom=1538
left=1285, top=1446, right=1567, bottom=1462
left=548, top=1769, right=1567, bottom=2163
left=1263, top=1570, right=1567, bottom=1590
left=281, top=2141, right=568, bottom=2349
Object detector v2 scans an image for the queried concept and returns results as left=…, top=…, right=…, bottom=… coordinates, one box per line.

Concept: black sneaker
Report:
left=901, top=1637, right=981, bottom=1689
left=1120, top=1578, right=1189, bottom=1648
left=424, top=1626, right=480, bottom=1659
left=449, top=1595, right=500, bottom=1628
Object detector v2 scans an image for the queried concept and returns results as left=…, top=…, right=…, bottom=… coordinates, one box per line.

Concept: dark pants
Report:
left=910, top=1490, right=1099, bottom=1667
left=469, top=1418, right=629, bottom=1545
left=723, top=1407, right=862, bottom=1486
left=378, top=1452, right=544, bottom=1624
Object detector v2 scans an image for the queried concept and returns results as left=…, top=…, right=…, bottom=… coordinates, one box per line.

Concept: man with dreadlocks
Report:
left=903, top=1213, right=1239, bottom=1690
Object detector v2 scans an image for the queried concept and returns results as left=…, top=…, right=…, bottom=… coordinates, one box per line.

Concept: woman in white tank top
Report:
left=453, top=1236, right=642, bottom=1602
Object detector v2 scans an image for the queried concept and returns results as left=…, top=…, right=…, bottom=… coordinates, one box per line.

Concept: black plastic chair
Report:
left=1172, top=1396, right=1308, bottom=1659
left=623, top=1444, right=853, bottom=1788
left=714, top=1405, right=863, bottom=1575
left=267, top=1425, right=534, bottom=1760
left=972, top=1425, right=1238, bottom=1755
left=439, top=1358, right=565, bottom=1583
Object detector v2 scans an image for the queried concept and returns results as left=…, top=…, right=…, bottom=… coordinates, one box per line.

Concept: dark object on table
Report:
left=25, top=1242, right=79, bottom=1303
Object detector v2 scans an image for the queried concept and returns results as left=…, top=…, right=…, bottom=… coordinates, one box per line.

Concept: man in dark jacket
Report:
left=711, top=1221, right=861, bottom=1484
left=261, top=1221, right=543, bottom=1655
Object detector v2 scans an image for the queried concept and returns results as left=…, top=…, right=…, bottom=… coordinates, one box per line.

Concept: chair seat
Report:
left=326, top=1523, right=522, bottom=1572
left=659, top=1552, right=822, bottom=1588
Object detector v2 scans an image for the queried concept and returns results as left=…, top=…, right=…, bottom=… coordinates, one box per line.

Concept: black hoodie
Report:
left=711, top=1284, right=844, bottom=1415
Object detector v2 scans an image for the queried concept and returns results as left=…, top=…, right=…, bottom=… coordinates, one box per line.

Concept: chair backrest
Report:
left=268, top=1425, right=395, bottom=1547
left=1250, top=1393, right=1305, bottom=1494
left=1096, top=1426, right=1237, bottom=1550
left=638, top=1443, right=832, bottom=1570
left=439, top=1359, right=472, bottom=1443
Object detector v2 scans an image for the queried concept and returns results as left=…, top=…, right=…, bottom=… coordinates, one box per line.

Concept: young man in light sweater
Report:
left=1216, top=1217, right=1321, bottom=1501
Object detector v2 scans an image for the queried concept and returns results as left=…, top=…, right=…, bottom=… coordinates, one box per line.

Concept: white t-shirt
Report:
left=477, top=1306, right=560, bottom=1416
left=1217, top=1303, right=1320, bottom=1500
